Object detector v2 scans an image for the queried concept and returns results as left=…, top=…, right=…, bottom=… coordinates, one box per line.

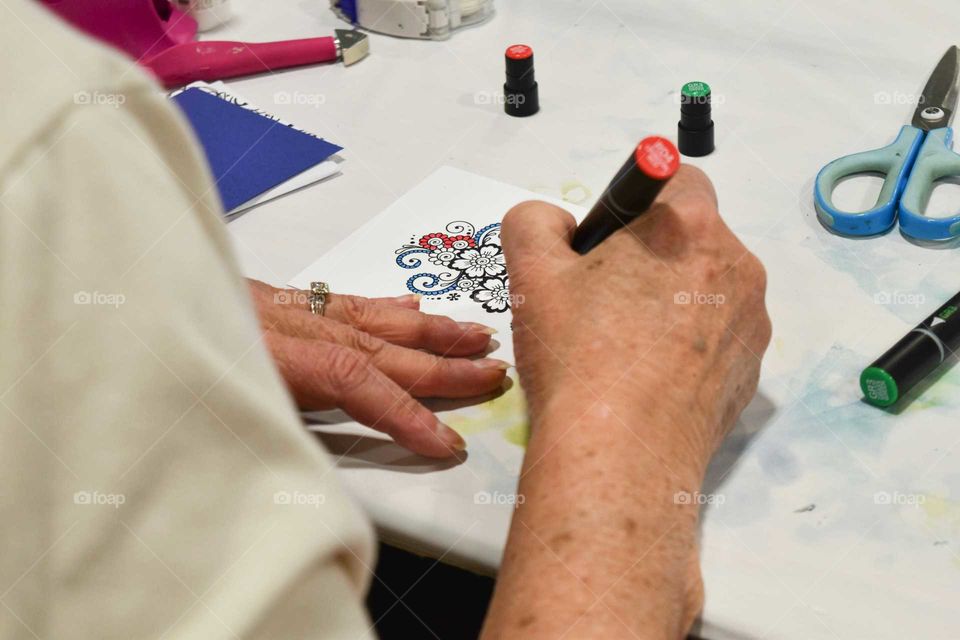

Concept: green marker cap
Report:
left=860, top=366, right=899, bottom=407
left=679, top=81, right=714, bottom=156
left=681, top=81, right=711, bottom=98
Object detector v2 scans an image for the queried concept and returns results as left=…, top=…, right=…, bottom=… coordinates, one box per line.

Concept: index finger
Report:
left=501, top=200, right=578, bottom=283
left=614, top=164, right=727, bottom=260
left=654, top=164, right=718, bottom=212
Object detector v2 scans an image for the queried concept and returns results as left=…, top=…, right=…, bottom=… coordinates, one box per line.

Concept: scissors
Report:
left=815, top=46, right=960, bottom=241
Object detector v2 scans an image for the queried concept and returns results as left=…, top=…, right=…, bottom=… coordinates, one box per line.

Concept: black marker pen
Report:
left=571, top=136, right=680, bottom=254
left=861, top=290, right=960, bottom=407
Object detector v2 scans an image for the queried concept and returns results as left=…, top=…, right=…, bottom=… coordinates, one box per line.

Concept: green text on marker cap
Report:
left=681, top=81, right=711, bottom=98
left=860, top=366, right=899, bottom=407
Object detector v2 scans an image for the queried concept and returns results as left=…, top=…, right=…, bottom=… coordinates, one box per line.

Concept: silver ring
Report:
left=309, top=281, right=329, bottom=316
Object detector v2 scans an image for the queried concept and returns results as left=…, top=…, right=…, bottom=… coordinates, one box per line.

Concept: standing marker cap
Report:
left=678, top=81, right=715, bottom=157
left=503, top=44, right=539, bottom=117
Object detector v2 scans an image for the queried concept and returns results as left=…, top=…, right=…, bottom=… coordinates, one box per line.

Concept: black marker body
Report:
left=571, top=138, right=678, bottom=255
left=861, top=291, right=960, bottom=407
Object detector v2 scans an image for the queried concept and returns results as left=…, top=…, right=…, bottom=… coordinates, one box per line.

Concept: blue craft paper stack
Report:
left=172, top=87, right=342, bottom=213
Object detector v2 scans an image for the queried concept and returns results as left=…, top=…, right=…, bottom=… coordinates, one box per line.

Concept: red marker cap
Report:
left=571, top=136, right=680, bottom=254
left=505, top=44, right=533, bottom=60
left=504, top=43, right=539, bottom=117
left=634, top=136, right=680, bottom=180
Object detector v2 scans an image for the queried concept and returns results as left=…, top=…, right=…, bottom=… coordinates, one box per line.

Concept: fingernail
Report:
left=392, top=294, right=421, bottom=307
left=437, top=421, right=466, bottom=451
left=472, top=358, right=512, bottom=371
left=458, top=322, right=497, bottom=335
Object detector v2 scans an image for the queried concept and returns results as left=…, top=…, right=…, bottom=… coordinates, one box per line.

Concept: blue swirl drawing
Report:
left=394, top=221, right=510, bottom=313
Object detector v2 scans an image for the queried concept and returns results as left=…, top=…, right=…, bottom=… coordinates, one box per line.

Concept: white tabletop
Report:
left=215, top=2, right=960, bottom=638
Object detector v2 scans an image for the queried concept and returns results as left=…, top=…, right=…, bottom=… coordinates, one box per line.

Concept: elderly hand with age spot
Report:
left=481, top=165, right=772, bottom=639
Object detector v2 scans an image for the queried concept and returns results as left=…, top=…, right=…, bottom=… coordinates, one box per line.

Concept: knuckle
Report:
left=742, top=252, right=767, bottom=290
left=307, top=316, right=338, bottom=341
left=683, top=202, right=722, bottom=231
left=325, top=346, right=373, bottom=393
left=503, top=200, right=548, bottom=228
left=503, top=200, right=573, bottom=238
left=758, top=311, right=773, bottom=350
left=419, top=355, right=452, bottom=386
left=423, top=315, right=451, bottom=344
left=678, top=163, right=708, bottom=182
left=674, top=164, right=718, bottom=205
left=338, top=295, right=372, bottom=327
left=653, top=200, right=720, bottom=246
left=348, top=330, right=385, bottom=358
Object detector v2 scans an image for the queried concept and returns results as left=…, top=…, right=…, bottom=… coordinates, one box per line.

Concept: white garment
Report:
left=0, top=1, right=376, bottom=637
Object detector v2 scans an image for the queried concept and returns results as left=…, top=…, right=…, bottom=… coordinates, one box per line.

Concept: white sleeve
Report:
left=0, top=81, right=377, bottom=640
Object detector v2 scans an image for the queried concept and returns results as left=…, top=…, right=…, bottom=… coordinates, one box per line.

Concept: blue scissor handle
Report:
left=814, top=125, right=924, bottom=236
left=899, top=127, right=960, bottom=240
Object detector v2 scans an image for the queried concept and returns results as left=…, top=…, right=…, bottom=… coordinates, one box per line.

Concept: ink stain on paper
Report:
left=445, top=379, right=530, bottom=448
left=560, top=179, right=592, bottom=205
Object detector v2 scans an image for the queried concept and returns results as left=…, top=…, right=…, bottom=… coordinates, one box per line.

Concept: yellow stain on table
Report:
left=446, top=378, right=530, bottom=448
left=922, top=495, right=960, bottom=524
left=560, top=179, right=592, bottom=205
left=920, top=494, right=960, bottom=566
left=903, top=370, right=960, bottom=411
left=529, top=179, right=593, bottom=207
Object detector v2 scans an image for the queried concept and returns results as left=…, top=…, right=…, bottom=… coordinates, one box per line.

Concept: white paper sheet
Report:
left=289, top=166, right=585, bottom=571
left=287, top=164, right=960, bottom=640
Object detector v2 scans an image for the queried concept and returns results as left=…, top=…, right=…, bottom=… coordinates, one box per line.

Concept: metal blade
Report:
left=912, top=45, right=960, bottom=130
left=336, top=29, right=369, bottom=67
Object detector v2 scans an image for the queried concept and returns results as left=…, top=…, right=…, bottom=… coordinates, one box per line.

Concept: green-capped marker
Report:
left=861, top=290, right=960, bottom=408
left=678, top=81, right=714, bottom=156
left=860, top=367, right=899, bottom=407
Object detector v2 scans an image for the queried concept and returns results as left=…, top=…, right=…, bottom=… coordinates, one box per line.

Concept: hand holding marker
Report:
left=570, top=77, right=714, bottom=253
left=572, top=137, right=680, bottom=254
left=521, top=58, right=956, bottom=409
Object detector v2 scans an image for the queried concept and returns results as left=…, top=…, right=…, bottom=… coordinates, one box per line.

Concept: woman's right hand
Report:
left=502, top=164, right=771, bottom=482
left=482, top=165, right=771, bottom=639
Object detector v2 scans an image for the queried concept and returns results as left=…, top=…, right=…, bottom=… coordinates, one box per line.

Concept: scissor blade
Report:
left=912, top=45, right=960, bottom=130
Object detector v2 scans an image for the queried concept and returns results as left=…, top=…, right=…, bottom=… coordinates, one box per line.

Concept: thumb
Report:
left=501, top=200, right=577, bottom=283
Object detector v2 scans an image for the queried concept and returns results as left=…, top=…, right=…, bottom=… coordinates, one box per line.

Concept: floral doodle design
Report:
left=471, top=278, right=511, bottom=312
left=395, top=221, right=510, bottom=313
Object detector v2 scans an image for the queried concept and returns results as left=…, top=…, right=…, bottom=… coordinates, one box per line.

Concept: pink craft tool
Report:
left=41, top=0, right=369, bottom=88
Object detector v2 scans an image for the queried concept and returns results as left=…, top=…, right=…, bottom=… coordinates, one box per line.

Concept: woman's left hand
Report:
left=247, top=279, right=508, bottom=458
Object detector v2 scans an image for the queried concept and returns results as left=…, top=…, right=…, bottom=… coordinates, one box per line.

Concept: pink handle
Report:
left=41, top=0, right=197, bottom=60
left=145, top=37, right=338, bottom=88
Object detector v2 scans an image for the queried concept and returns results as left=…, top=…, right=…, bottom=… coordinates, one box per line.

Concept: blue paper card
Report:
left=172, top=88, right=342, bottom=212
